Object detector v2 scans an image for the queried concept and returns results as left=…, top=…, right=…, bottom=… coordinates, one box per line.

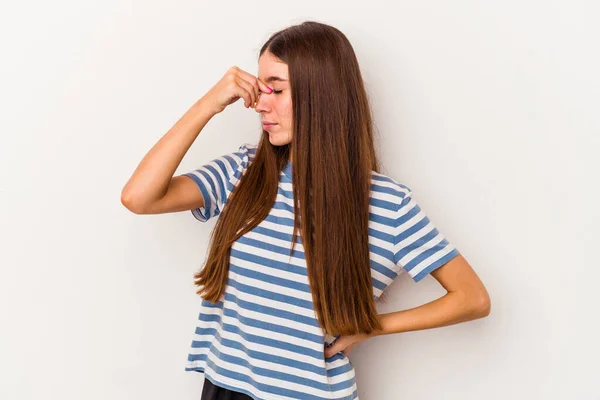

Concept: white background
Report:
left=1, top=1, right=598, bottom=399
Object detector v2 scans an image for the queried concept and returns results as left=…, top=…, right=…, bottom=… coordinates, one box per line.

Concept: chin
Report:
left=267, top=132, right=292, bottom=146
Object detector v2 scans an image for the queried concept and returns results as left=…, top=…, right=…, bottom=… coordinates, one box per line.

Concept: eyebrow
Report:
left=264, top=76, right=288, bottom=83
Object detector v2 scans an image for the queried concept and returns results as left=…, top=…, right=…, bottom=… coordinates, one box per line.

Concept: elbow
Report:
left=459, top=288, right=491, bottom=319
left=121, top=190, right=146, bottom=214
left=473, top=293, right=491, bottom=318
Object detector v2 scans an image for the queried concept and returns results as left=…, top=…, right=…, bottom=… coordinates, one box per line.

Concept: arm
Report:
left=372, top=254, right=491, bottom=337
left=120, top=96, right=217, bottom=214
left=324, top=254, right=490, bottom=358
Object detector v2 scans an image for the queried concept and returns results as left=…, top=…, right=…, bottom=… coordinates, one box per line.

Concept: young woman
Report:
left=121, top=21, right=490, bottom=400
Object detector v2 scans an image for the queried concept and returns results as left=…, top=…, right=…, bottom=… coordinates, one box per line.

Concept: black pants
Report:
left=200, top=376, right=254, bottom=400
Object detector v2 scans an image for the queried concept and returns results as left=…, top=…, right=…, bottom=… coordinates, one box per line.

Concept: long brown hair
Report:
left=194, top=21, right=384, bottom=337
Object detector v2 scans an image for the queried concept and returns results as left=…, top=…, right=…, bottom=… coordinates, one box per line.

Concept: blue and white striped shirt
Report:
left=182, top=142, right=460, bottom=400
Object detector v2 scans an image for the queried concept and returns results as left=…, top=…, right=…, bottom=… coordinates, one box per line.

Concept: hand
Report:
left=203, top=65, right=273, bottom=114
left=323, top=333, right=371, bottom=359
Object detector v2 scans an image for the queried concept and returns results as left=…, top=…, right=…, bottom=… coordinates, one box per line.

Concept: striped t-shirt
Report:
left=182, top=142, right=460, bottom=400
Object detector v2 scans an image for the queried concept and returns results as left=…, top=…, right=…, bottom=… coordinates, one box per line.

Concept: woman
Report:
left=121, top=21, right=490, bottom=400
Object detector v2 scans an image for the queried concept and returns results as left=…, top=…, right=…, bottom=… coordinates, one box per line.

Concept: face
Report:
left=255, top=51, right=293, bottom=147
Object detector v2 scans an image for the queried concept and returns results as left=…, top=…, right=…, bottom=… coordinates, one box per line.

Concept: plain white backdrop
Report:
left=1, top=1, right=598, bottom=399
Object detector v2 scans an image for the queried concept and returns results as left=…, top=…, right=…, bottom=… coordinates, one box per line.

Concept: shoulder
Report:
left=238, top=142, right=259, bottom=159
left=185, top=142, right=259, bottom=187
left=219, top=142, right=258, bottom=179
left=370, top=170, right=413, bottom=211
left=227, top=142, right=258, bottom=167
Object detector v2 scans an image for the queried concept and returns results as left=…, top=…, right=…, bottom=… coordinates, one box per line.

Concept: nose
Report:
left=254, top=91, right=270, bottom=113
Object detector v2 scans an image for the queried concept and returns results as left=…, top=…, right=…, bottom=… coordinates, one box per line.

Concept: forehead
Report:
left=258, top=51, right=289, bottom=83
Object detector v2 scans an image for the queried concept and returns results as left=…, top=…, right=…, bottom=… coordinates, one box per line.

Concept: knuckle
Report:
left=226, top=66, right=239, bottom=77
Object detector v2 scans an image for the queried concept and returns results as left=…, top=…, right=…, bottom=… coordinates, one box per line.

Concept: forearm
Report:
left=121, top=96, right=217, bottom=211
left=371, top=291, right=488, bottom=337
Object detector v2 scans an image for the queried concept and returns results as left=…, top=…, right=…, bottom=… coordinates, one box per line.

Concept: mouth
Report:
left=262, top=122, right=278, bottom=129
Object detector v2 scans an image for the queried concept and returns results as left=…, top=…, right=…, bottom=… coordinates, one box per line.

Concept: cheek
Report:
left=277, top=98, right=293, bottom=123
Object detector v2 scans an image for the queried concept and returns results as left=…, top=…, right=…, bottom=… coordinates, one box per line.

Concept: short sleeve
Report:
left=181, top=142, right=256, bottom=222
left=393, top=188, right=460, bottom=282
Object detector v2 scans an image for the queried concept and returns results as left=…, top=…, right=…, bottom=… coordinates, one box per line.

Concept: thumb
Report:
left=324, top=341, right=343, bottom=358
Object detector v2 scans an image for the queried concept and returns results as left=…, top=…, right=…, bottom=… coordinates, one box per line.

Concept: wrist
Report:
left=193, top=95, right=220, bottom=118
left=370, top=313, right=390, bottom=337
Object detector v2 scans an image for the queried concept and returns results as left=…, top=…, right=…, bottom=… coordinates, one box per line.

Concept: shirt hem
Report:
left=185, top=365, right=264, bottom=400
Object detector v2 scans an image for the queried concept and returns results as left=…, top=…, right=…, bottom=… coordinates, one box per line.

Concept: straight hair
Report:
left=194, top=21, right=384, bottom=337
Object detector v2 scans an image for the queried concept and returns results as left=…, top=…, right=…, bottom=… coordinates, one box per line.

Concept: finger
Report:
left=257, top=78, right=273, bottom=94
left=235, top=77, right=256, bottom=107
left=233, top=78, right=253, bottom=108
left=235, top=68, right=273, bottom=95
left=234, top=86, right=252, bottom=109
left=324, top=341, right=344, bottom=358
left=230, top=86, right=250, bottom=108
left=324, top=344, right=334, bottom=358
left=234, top=68, right=261, bottom=101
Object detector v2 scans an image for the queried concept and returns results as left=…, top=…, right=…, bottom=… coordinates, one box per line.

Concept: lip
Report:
left=262, top=122, right=277, bottom=128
